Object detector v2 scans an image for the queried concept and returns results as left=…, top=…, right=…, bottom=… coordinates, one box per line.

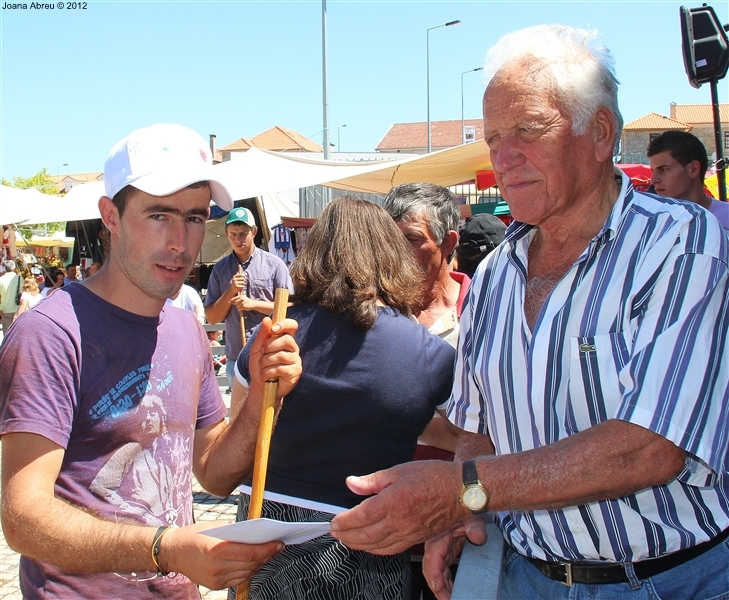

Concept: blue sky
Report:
left=1, top=0, right=726, bottom=180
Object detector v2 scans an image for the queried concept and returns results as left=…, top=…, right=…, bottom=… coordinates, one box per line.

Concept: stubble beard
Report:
left=116, top=241, right=194, bottom=302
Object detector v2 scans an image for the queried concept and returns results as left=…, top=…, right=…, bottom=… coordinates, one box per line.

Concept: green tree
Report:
left=3, top=168, right=65, bottom=237
left=3, top=167, right=59, bottom=195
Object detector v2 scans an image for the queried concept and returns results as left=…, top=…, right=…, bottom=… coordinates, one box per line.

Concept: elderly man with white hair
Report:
left=329, top=25, right=729, bottom=599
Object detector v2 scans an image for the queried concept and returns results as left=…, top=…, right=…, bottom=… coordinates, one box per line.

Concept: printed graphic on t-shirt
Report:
left=87, top=366, right=192, bottom=527
left=88, top=365, right=155, bottom=420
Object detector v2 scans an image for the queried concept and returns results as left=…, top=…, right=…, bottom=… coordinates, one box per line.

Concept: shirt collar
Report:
left=503, top=168, right=634, bottom=252
left=234, top=246, right=256, bottom=269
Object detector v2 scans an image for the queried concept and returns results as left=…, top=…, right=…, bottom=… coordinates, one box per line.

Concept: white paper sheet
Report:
left=201, top=518, right=332, bottom=545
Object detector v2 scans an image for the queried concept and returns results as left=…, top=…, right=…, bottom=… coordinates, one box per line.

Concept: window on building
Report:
left=725, top=131, right=729, bottom=150
left=650, top=133, right=661, bottom=143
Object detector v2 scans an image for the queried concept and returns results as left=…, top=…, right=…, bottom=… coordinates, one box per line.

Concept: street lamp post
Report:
left=461, top=67, right=483, bottom=144
left=427, top=19, right=461, bottom=153
left=322, top=0, right=330, bottom=161
left=338, top=124, right=347, bottom=151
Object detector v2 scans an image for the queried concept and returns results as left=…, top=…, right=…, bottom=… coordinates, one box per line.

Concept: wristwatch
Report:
left=460, top=460, right=489, bottom=513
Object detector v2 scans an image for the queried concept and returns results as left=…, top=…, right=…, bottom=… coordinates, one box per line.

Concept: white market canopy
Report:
left=17, top=232, right=75, bottom=248
left=213, top=142, right=492, bottom=198
left=0, top=185, right=61, bottom=225
left=1, top=142, right=492, bottom=226
left=0, top=182, right=103, bottom=226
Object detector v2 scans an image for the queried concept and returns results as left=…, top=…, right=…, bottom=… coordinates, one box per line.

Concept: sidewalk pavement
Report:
left=0, top=389, right=239, bottom=600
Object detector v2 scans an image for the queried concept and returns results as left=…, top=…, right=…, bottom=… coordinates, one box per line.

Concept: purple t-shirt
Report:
left=709, top=199, right=729, bottom=230
left=0, top=285, right=227, bottom=599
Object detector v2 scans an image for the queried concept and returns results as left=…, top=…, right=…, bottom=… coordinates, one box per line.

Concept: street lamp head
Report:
left=462, top=67, right=483, bottom=77
left=427, top=19, right=461, bottom=153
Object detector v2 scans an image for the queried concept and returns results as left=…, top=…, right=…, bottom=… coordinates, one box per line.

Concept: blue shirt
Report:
left=236, top=304, right=456, bottom=508
left=445, top=172, right=729, bottom=563
left=204, top=247, right=293, bottom=361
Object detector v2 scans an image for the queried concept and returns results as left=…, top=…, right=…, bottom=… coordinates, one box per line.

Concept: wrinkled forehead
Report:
left=483, top=64, right=562, bottom=124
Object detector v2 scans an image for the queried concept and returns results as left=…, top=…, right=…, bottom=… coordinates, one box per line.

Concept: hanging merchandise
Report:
left=268, top=223, right=296, bottom=265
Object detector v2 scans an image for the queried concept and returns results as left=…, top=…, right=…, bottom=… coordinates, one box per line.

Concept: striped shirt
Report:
left=444, top=172, right=729, bottom=563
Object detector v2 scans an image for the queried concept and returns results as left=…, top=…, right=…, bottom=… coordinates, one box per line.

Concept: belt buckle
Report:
left=559, top=563, right=573, bottom=587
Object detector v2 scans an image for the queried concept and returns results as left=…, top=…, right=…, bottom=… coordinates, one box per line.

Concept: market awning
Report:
left=16, top=232, right=75, bottom=248
left=3, top=143, right=493, bottom=227
left=213, top=142, right=492, bottom=198
left=0, top=185, right=59, bottom=225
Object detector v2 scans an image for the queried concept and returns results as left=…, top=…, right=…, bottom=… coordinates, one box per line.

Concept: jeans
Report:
left=499, top=539, right=729, bottom=600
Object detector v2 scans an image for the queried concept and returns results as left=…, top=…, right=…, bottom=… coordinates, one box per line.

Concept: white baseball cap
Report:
left=104, top=123, right=233, bottom=211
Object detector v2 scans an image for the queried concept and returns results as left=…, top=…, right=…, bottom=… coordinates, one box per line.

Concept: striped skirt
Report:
left=228, top=493, right=411, bottom=600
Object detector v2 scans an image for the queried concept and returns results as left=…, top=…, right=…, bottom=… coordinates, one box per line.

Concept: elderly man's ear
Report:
left=591, top=106, right=617, bottom=163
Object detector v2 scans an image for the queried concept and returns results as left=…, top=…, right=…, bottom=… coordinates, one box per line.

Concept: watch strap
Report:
left=462, top=459, right=480, bottom=486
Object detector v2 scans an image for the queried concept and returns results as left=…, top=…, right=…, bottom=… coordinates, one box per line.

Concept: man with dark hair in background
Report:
left=453, top=213, right=506, bottom=278
left=648, top=130, right=729, bottom=228
left=64, top=263, right=81, bottom=285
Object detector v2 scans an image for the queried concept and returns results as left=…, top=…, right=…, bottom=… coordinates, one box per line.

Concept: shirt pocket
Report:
left=567, top=332, right=630, bottom=430
left=248, top=276, right=275, bottom=297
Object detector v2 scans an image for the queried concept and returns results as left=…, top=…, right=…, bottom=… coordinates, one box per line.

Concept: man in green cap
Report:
left=204, top=207, right=293, bottom=390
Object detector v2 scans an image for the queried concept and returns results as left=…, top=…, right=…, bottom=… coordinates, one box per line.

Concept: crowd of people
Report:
left=1, top=22, right=728, bottom=600
left=0, top=258, right=105, bottom=341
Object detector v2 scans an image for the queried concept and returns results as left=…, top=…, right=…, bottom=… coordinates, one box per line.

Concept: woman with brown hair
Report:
left=230, top=197, right=456, bottom=600
left=40, top=267, right=65, bottom=299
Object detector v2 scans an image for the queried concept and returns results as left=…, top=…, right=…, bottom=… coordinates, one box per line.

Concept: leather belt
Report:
left=526, top=527, right=729, bottom=587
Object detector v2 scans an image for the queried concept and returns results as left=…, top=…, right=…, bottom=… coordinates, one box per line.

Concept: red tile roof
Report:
left=220, top=137, right=254, bottom=152
left=623, top=113, right=690, bottom=131
left=52, top=172, right=103, bottom=193
left=376, top=120, right=484, bottom=151
left=220, top=126, right=322, bottom=153
left=252, top=126, right=322, bottom=152
left=670, top=104, right=729, bottom=124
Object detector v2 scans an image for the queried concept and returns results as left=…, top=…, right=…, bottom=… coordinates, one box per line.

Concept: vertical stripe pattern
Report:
left=229, top=494, right=409, bottom=600
left=445, top=172, right=729, bottom=563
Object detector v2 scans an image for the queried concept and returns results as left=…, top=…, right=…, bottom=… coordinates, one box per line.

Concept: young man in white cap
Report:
left=0, top=124, right=302, bottom=599
left=204, top=206, right=293, bottom=390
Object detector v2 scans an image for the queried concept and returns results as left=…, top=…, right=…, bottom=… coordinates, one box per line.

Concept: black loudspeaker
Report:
left=680, top=5, right=729, bottom=88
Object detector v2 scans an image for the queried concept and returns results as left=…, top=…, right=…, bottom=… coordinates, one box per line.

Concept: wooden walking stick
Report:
left=238, top=269, right=247, bottom=347
left=239, top=299, right=246, bottom=347
left=235, top=287, right=289, bottom=600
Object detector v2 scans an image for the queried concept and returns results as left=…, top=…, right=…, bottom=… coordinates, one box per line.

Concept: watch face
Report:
left=462, top=485, right=488, bottom=511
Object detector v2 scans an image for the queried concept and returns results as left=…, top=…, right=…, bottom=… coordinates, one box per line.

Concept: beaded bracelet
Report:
left=151, top=526, right=170, bottom=577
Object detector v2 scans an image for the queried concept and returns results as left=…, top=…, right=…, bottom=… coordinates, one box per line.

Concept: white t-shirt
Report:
left=166, top=284, right=203, bottom=313
left=20, top=291, right=43, bottom=309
